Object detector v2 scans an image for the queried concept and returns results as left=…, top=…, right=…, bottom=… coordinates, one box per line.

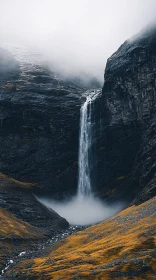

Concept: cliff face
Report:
left=1, top=27, right=156, bottom=204
left=95, top=26, right=156, bottom=203
left=0, top=48, right=84, bottom=197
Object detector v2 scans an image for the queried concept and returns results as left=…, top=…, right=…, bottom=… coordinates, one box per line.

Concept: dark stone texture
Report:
left=0, top=173, right=69, bottom=236
left=94, top=26, right=156, bottom=203
left=0, top=48, right=84, bottom=198
left=1, top=26, right=156, bottom=205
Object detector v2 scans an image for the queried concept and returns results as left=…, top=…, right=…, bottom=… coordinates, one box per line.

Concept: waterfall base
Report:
left=38, top=195, right=124, bottom=226
left=38, top=90, right=124, bottom=226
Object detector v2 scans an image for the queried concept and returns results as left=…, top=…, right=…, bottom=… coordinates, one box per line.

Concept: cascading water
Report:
left=78, top=95, right=92, bottom=197
left=77, top=90, right=101, bottom=197
left=39, top=89, right=123, bottom=226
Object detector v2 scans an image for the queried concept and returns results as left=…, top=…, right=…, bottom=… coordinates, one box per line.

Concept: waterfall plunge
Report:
left=78, top=95, right=92, bottom=197
left=39, top=90, right=123, bottom=226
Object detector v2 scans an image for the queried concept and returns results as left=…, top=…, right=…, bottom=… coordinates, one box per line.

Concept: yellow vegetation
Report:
left=7, top=197, right=156, bottom=279
left=0, top=207, right=43, bottom=239
left=0, top=207, right=44, bottom=271
left=116, top=176, right=125, bottom=181
left=0, top=172, right=35, bottom=189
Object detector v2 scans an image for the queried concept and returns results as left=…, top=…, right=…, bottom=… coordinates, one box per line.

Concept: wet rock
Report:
left=94, top=25, right=156, bottom=203
left=1, top=25, right=156, bottom=205
left=0, top=48, right=82, bottom=197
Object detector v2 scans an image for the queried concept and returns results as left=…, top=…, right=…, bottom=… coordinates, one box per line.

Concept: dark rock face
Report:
left=0, top=173, right=69, bottom=235
left=95, top=26, right=156, bottom=203
left=1, top=26, right=156, bottom=205
left=0, top=48, right=85, bottom=197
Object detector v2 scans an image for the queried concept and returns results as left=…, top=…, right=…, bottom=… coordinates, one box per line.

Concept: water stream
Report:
left=78, top=94, right=93, bottom=197
left=39, top=89, right=123, bottom=225
left=78, top=90, right=101, bottom=197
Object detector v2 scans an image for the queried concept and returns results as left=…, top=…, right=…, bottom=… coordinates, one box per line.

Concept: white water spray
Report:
left=78, top=90, right=101, bottom=197
left=78, top=95, right=92, bottom=197
left=39, top=90, right=124, bottom=225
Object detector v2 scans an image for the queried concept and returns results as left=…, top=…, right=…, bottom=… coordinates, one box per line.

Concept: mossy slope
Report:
left=7, top=197, right=156, bottom=279
left=0, top=172, right=68, bottom=272
left=0, top=207, right=43, bottom=239
left=0, top=207, right=44, bottom=272
left=0, top=172, right=34, bottom=189
left=0, top=172, right=69, bottom=235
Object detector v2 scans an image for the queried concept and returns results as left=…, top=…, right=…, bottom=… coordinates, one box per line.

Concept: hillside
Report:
left=6, top=196, right=156, bottom=279
left=0, top=173, right=69, bottom=273
left=0, top=206, right=45, bottom=272
left=0, top=172, right=68, bottom=236
left=0, top=207, right=43, bottom=239
left=0, top=26, right=156, bottom=280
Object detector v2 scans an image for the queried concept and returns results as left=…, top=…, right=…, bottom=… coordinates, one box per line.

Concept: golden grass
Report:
left=7, top=197, right=156, bottom=279
left=0, top=172, right=35, bottom=189
left=0, top=207, right=45, bottom=271
left=0, top=207, right=44, bottom=239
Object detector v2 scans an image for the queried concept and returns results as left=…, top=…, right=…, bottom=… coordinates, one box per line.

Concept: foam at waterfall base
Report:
left=38, top=195, right=124, bottom=226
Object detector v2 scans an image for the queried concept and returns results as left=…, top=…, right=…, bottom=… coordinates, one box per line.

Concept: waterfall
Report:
left=78, top=96, right=92, bottom=197
left=78, top=90, right=100, bottom=197
left=39, top=89, right=123, bottom=226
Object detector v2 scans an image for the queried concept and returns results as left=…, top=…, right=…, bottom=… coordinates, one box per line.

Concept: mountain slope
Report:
left=0, top=207, right=43, bottom=239
left=0, top=47, right=82, bottom=197
left=6, top=196, right=156, bottom=279
left=0, top=173, right=69, bottom=235
left=1, top=26, right=156, bottom=204
left=0, top=173, right=68, bottom=272
left=0, top=206, right=45, bottom=272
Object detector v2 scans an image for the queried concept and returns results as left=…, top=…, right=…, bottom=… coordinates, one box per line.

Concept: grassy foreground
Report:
left=7, top=197, right=156, bottom=279
left=0, top=172, right=44, bottom=271
left=0, top=207, right=44, bottom=272
left=0, top=207, right=43, bottom=239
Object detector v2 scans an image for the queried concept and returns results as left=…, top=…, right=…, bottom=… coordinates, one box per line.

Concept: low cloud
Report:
left=38, top=195, right=124, bottom=226
left=0, top=0, right=156, bottom=81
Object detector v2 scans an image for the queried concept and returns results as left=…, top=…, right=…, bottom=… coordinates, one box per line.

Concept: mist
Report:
left=38, top=195, right=124, bottom=226
left=0, top=0, right=156, bottom=81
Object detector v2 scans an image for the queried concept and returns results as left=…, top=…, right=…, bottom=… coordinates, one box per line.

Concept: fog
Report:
left=38, top=195, right=124, bottom=226
left=0, top=0, right=156, bottom=80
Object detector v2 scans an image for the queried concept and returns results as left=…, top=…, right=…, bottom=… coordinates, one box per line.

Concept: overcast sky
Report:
left=0, top=0, right=156, bottom=80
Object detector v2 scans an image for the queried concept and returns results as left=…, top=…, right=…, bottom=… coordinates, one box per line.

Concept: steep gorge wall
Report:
left=1, top=27, right=156, bottom=204
left=0, top=49, right=82, bottom=197
left=95, top=26, right=156, bottom=203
